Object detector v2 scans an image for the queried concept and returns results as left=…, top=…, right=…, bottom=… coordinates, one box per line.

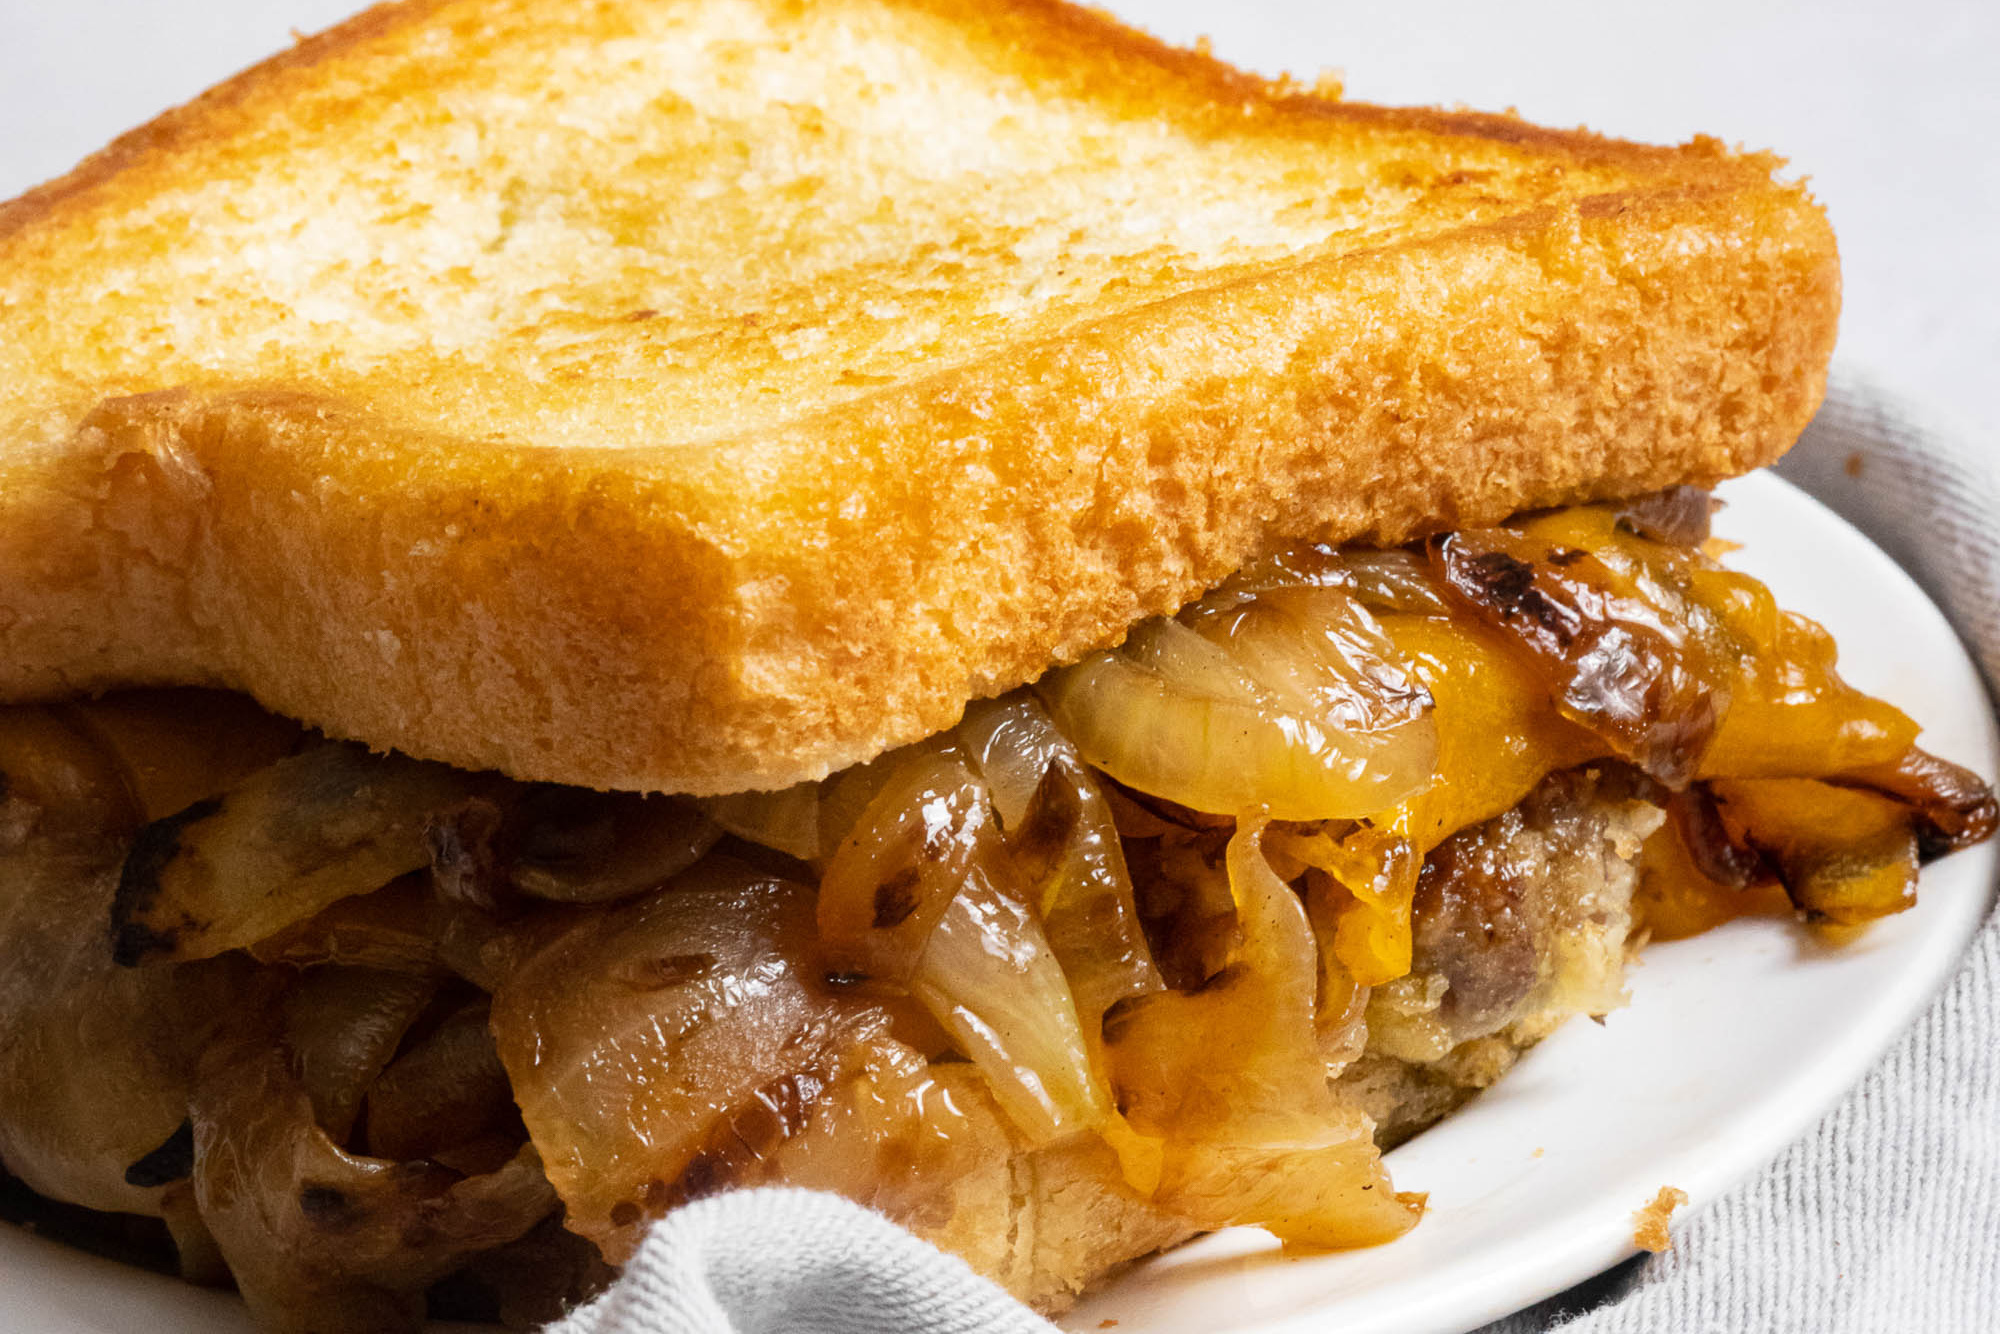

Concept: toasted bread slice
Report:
left=0, top=0, right=1837, bottom=794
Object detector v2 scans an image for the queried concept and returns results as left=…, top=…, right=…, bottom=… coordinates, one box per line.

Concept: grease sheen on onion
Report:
left=1037, top=576, right=1438, bottom=821
left=817, top=745, right=1108, bottom=1145
left=956, top=694, right=1162, bottom=1024
left=1104, top=814, right=1421, bottom=1247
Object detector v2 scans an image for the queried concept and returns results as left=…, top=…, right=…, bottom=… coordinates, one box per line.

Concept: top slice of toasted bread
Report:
left=0, top=0, right=1837, bottom=794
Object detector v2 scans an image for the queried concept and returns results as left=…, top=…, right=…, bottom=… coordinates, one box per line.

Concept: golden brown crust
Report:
left=0, top=0, right=1838, bottom=794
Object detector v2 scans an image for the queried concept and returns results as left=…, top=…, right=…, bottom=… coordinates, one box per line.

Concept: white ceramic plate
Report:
left=2, top=471, right=1995, bottom=1333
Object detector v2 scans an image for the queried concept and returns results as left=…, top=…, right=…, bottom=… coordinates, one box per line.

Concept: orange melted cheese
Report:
left=1300, top=504, right=1986, bottom=985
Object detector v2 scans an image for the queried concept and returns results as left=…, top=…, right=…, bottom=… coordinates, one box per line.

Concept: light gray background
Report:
left=4, top=0, right=1995, bottom=449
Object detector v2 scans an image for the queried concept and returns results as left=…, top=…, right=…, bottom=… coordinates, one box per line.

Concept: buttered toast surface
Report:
left=0, top=0, right=1837, bottom=794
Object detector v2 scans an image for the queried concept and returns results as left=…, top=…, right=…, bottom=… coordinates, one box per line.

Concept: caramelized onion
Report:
left=1662, top=785, right=1764, bottom=891
left=249, top=875, right=444, bottom=974
left=110, top=741, right=489, bottom=966
left=191, top=1034, right=553, bottom=1334
left=957, top=694, right=1162, bottom=1022
left=1632, top=800, right=1790, bottom=942
left=1268, top=824, right=1420, bottom=988
left=363, top=999, right=515, bottom=1163
left=1829, top=748, right=2000, bottom=858
left=1037, top=578, right=1437, bottom=820
left=488, top=857, right=887, bottom=1261
left=819, top=746, right=1106, bottom=1144
left=425, top=797, right=510, bottom=910
left=0, top=706, right=138, bottom=837
left=815, top=750, right=980, bottom=972
left=507, top=789, right=721, bottom=903
left=423, top=788, right=723, bottom=908
left=1431, top=526, right=1722, bottom=787
left=455, top=1217, right=618, bottom=1329
left=1198, top=586, right=1429, bottom=726
left=0, top=722, right=279, bottom=1219
left=1338, top=548, right=1454, bottom=616
left=742, top=1038, right=1041, bottom=1279
left=904, top=883, right=1103, bottom=1145
left=281, top=968, right=438, bottom=1144
left=1430, top=505, right=1924, bottom=792
left=1128, top=825, right=1246, bottom=990
left=1613, top=486, right=1715, bottom=547
left=1712, top=778, right=1922, bottom=927
left=699, top=783, right=820, bottom=863
left=1301, top=884, right=1372, bottom=1070
left=957, top=693, right=1073, bottom=829
left=55, top=690, right=302, bottom=822
left=0, top=818, right=250, bottom=1217
left=3, top=502, right=1983, bottom=1321
left=160, top=1185, right=230, bottom=1285
left=1104, top=815, right=1420, bottom=1246
left=812, top=746, right=925, bottom=865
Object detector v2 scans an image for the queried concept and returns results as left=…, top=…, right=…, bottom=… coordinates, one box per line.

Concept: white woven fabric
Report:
left=545, top=1188, right=1054, bottom=1334
left=547, top=368, right=2000, bottom=1334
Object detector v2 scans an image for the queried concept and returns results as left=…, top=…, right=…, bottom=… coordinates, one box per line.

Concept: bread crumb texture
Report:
left=0, top=0, right=1838, bottom=793
left=1633, top=1185, right=1690, bottom=1253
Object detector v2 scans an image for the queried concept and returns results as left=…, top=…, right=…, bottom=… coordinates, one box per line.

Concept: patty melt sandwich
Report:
left=0, top=0, right=1992, bottom=1328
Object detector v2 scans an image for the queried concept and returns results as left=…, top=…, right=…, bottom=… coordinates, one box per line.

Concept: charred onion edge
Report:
left=1667, top=785, right=1767, bottom=889
left=1429, top=539, right=1582, bottom=649
left=109, top=797, right=223, bottom=966
left=122, top=1119, right=195, bottom=1189
left=1826, top=753, right=2000, bottom=860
